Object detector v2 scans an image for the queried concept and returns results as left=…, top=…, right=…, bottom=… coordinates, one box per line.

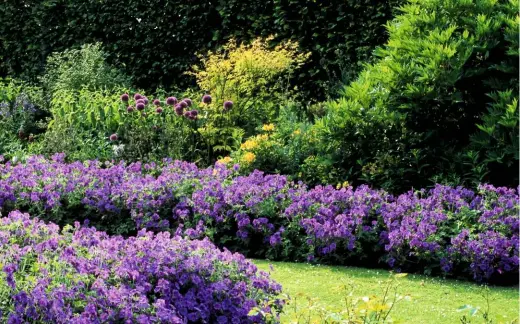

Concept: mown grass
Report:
left=254, top=260, right=519, bottom=323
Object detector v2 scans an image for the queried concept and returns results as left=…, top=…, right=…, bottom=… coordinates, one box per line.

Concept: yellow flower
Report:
left=262, top=123, right=275, bottom=132
left=240, top=139, right=259, bottom=151
left=293, top=129, right=301, bottom=135
left=217, top=156, right=233, bottom=165
left=243, top=152, right=256, bottom=164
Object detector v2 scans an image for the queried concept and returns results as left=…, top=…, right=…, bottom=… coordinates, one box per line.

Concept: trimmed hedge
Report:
left=0, top=0, right=403, bottom=99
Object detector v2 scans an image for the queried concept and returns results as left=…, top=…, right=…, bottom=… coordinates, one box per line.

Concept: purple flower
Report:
left=183, top=98, right=192, bottom=107
left=223, top=101, right=233, bottom=111
left=120, top=94, right=129, bottom=102
left=174, top=105, right=183, bottom=116
left=136, top=103, right=145, bottom=111
left=202, top=94, right=212, bottom=104
left=127, top=106, right=134, bottom=112
left=134, top=93, right=143, bottom=100
left=166, top=97, right=178, bottom=105
left=109, top=134, right=118, bottom=141
left=156, top=107, right=163, bottom=114
left=179, top=100, right=188, bottom=109
left=153, top=99, right=161, bottom=106
left=0, top=211, right=283, bottom=323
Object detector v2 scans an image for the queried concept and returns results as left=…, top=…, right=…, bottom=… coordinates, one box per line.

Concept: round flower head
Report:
left=153, top=99, right=161, bottom=106
left=136, top=103, right=145, bottom=111
left=109, top=134, right=118, bottom=141
left=136, top=99, right=145, bottom=105
left=134, top=93, right=143, bottom=100
left=121, top=93, right=129, bottom=102
left=156, top=107, right=163, bottom=114
left=143, top=97, right=149, bottom=105
left=174, top=105, right=183, bottom=116
left=179, top=100, right=188, bottom=109
left=202, top=94, right=212, bottom=104
left=166, top=97, right=178, bottom=105
left=127, top=106, right=134, bottom=112
left=223, top=100, right=233, bottom=111
left=183, top=98, right=192, bottom=107
left=188, top=110, right=198, bottom=120
left=183, top=111, right=191, bottom=118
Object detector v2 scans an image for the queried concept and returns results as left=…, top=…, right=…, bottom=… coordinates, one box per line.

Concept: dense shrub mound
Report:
left=0, top=155, right=517, bottom=282
left=0, top=210, right=282, bottom=323
left=252, top=0, right=518, bottom=190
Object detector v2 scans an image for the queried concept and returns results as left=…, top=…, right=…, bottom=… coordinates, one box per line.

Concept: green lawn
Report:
left=254, top=260, right=519, bottom=323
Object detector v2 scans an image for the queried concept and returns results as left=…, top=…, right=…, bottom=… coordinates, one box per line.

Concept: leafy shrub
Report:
left=43, top=83, right=299, bottom=164
left=42, top=89, right=202, bottom=163
left=40, top=43, right=131, bottom=94
left=190, top=38, right=308, bottom=135
left=0, top=156, right=517, bottom=282
left=0, top=210, right=282, bottom=323
left=470, top=90, right=519, bottom=186
left=0, top=0, right=402, bottom=99
left=0, top=79, right=46, bottom=159
left=306, top=0, right=519, bottom=192
left=228, top=105, right=337, bottom=185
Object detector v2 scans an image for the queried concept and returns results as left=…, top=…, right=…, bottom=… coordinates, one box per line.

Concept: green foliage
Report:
left=231, top=104, right=347, bottom=186
left=41, top=89, right=193, bottom=162
left=470, top=90, right=519, bottom=186
left=190, top=37, right=309, bottom=136
left=0, top=0, right=402, bottom=99
left=40, top=43, right=131, bottom=94
left=0, top=79, right=46, bottom=159
left=305, top=0, right=519, bottom=191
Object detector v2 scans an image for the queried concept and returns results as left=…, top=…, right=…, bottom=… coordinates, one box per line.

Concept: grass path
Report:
left=253, top=260, right=518, bottom=323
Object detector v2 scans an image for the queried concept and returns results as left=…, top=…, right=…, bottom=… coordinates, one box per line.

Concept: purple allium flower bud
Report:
left=153, top=99, right=161, bottom=106
left=136, top=99, right=145, bottom=105
left=127, top=106, right=134, bottom=112
left=202, top=94, right=212, bottom=104
left=223, top=100, right=233, bottom=111
left=121, top=93, right=129, bottom=102
left=174, top=105, right=183, bottom=116
left=183, top=98, right=192, bottom=107
left=179, top=100, right=188, bottom=109
left=109, top=134, right=118, bottom=141
left=156, top=107, right=163, bottom=113
left=143, top=97, right=149, bottom=105
left=183, top=111, right=191, bottom=118
left=136, top=103, right=145, bottom=111
left=134, top=93, right=143, bottom=100
left=187, top=110, right=198, bottom=120
left=166, top=97, right=177, bottom=105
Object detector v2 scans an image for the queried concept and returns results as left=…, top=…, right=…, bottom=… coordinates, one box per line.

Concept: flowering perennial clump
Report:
left=0, top=210, right=282, bottom=323
left=0, top=155, right=517, bottom=282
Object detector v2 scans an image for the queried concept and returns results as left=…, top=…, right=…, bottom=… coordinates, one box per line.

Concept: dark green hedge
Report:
left=0, top=0, right=403, bottom=99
